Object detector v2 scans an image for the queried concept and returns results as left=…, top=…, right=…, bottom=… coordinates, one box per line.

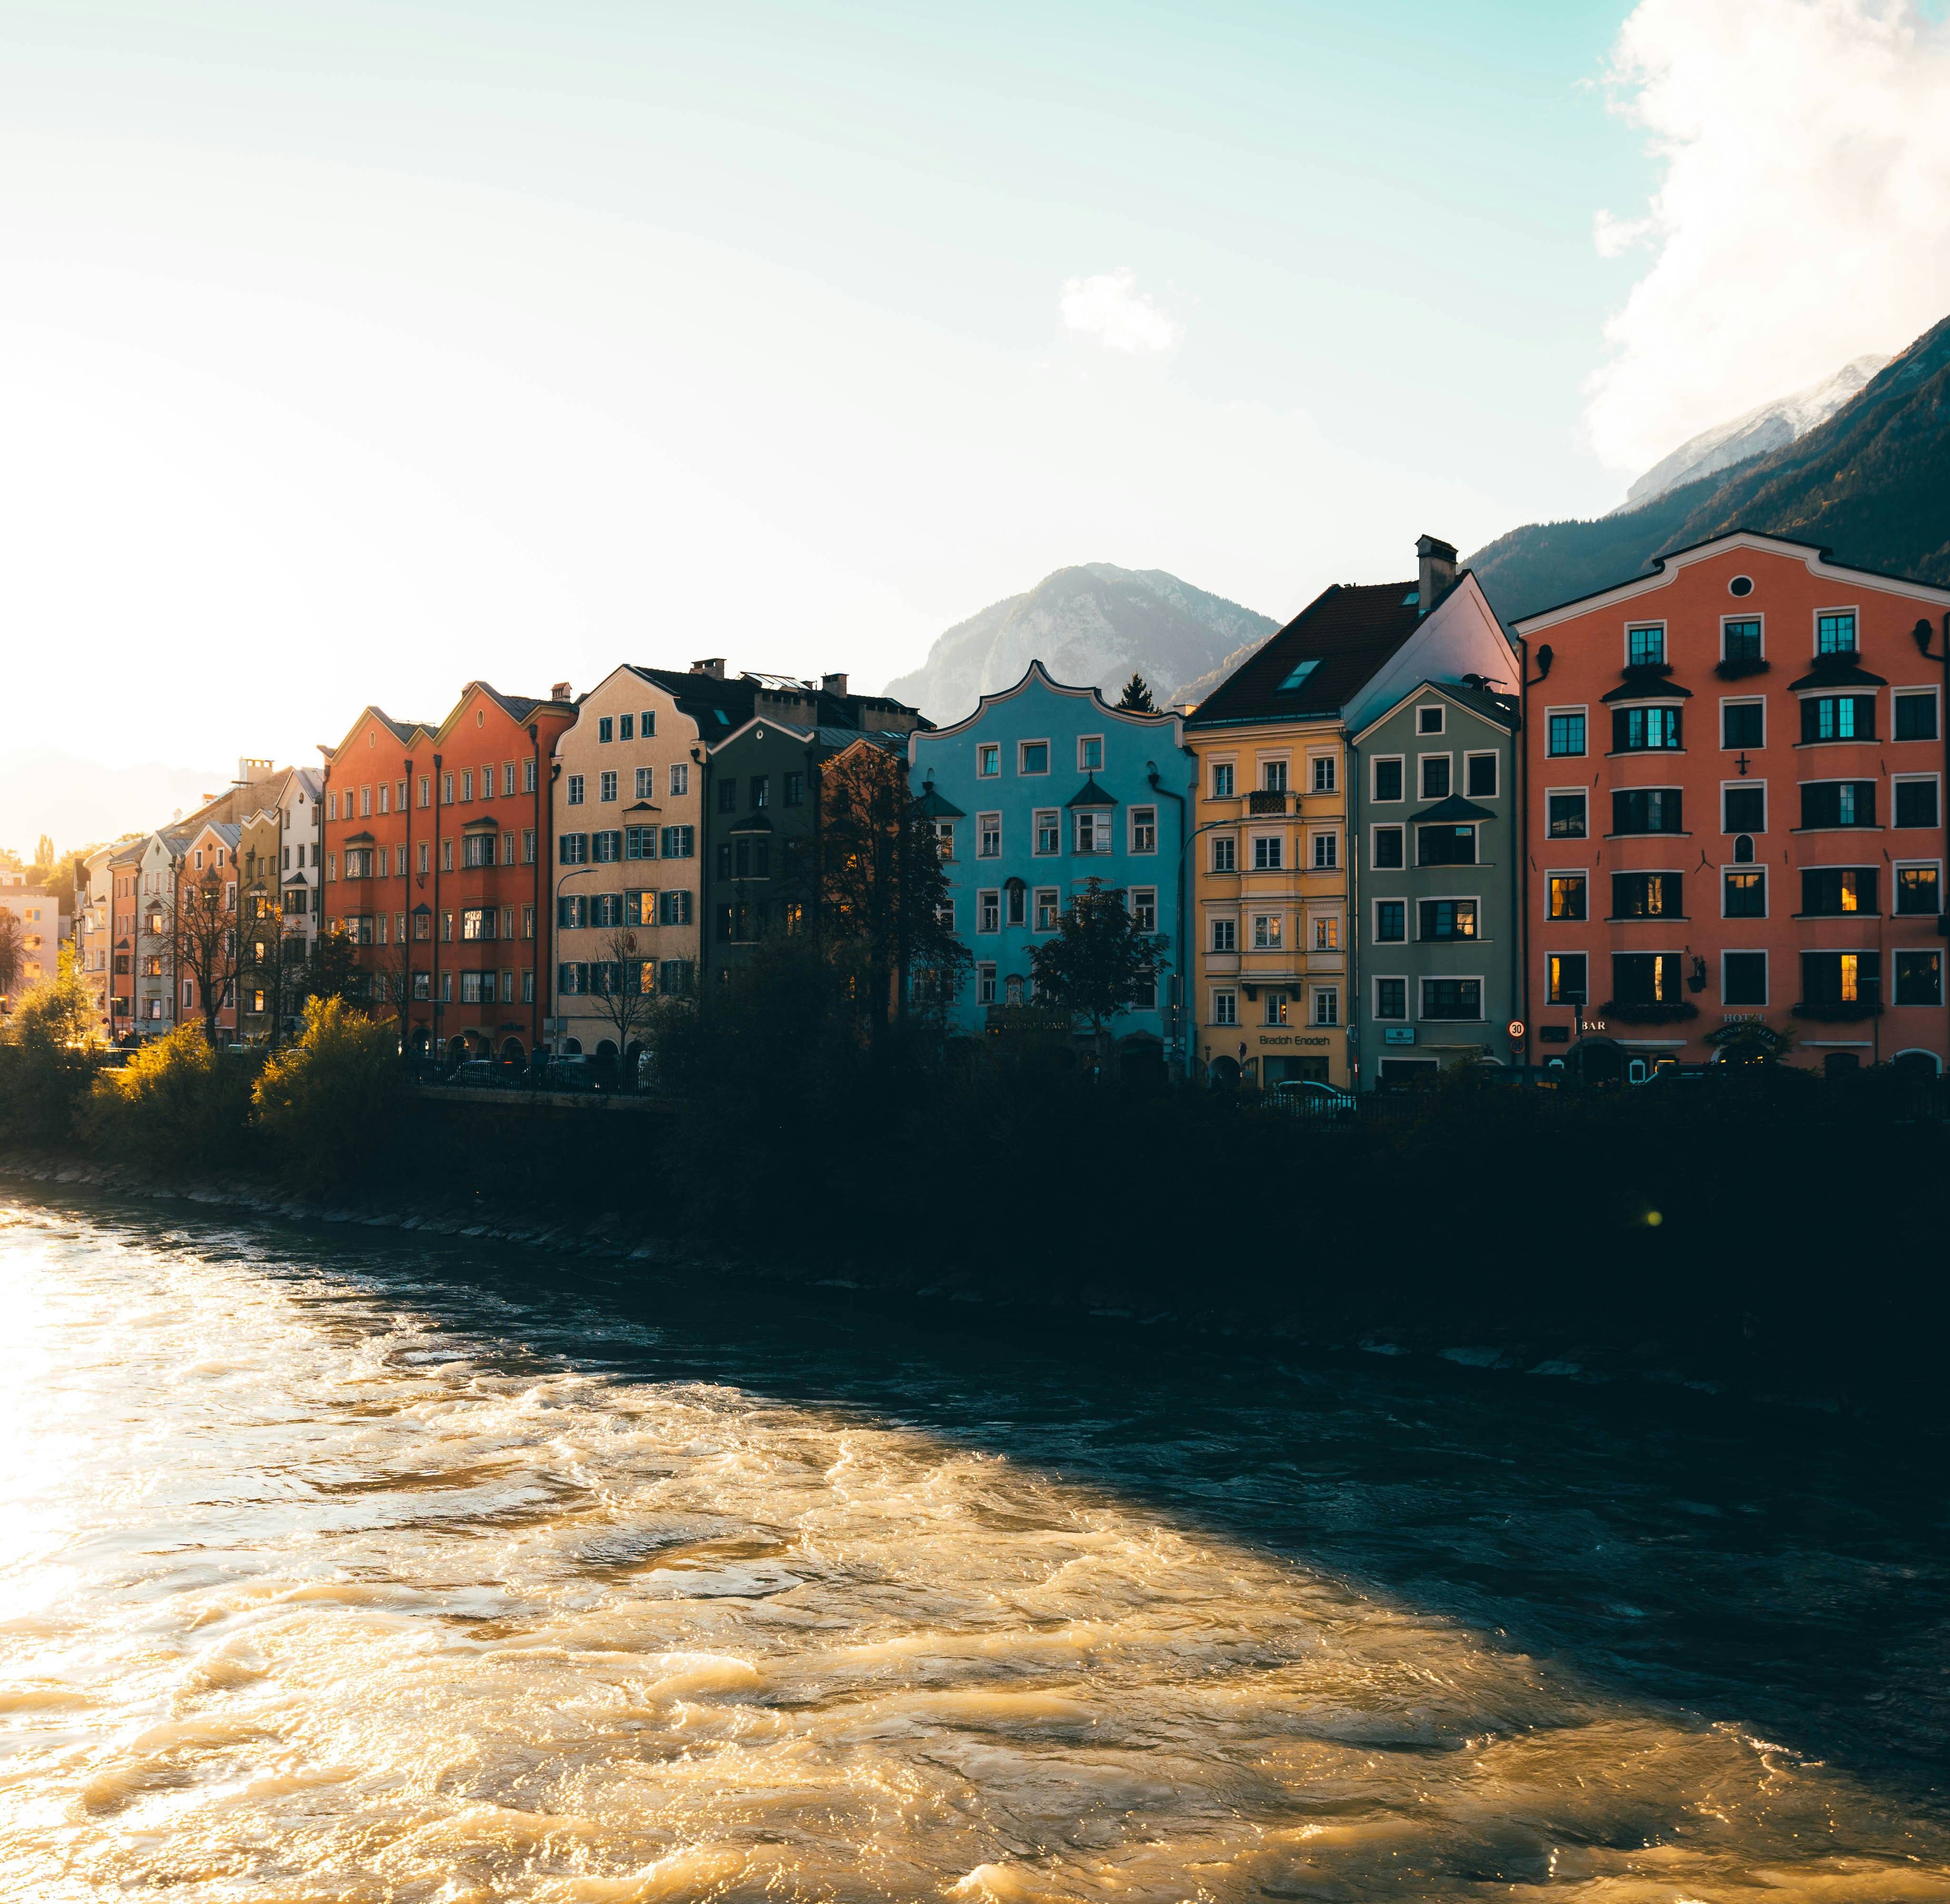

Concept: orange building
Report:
left=1515, top=532, right=1949, bottom=1079
left=321, top=683, right=575, bottom=1064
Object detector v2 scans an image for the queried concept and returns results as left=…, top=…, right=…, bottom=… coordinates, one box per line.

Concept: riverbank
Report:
left=0, top=1139, right=1919, bottom=1425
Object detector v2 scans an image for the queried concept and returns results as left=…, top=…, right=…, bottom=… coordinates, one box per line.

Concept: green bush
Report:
left=0, top=951, right=99, bottom=1147
left=251, top=997, right=403, bottom=1190
left=85, top=1022, right=260, bottom=1171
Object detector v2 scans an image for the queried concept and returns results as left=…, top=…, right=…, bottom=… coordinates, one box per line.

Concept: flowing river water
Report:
left=3, top=1190, right=1950, bottom=1902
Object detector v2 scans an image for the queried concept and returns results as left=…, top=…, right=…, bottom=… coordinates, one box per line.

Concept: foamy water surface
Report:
left=1, top=1191, right=1947, bottom=1901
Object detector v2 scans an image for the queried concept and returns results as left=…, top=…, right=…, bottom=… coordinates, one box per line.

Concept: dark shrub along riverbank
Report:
left=3, top=944, right=1945, bottom=1400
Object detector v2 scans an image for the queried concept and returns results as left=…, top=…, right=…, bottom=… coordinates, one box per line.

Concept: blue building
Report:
left=909, top=663, right=1194, bottom=1076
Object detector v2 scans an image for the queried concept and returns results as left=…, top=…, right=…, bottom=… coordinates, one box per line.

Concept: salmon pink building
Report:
left=1515, top=532, right=1949, bottom=1080
left=321, top=683, right=575, bottom=1063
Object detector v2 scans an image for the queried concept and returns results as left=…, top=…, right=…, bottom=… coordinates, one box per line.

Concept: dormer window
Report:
left=1277, top=659, right=1321, bottom=694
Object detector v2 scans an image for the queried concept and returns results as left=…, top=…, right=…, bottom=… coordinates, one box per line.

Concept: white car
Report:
left=1270, top=1078, right=1356, bottom=1119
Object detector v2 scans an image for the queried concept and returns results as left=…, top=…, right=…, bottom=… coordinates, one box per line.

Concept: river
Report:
left=2, top=1188, right=1949, bottom=1901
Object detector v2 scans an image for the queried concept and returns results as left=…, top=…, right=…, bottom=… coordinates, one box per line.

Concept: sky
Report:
left=4, top=0, right=1950, bottom=851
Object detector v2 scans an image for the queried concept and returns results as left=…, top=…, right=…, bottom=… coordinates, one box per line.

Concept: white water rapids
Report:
left=1, top=1193, right=1947, bottom=1900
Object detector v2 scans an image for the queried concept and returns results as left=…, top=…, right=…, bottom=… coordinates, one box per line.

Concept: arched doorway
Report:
left=444, top=1036, right=467, bottom=1070
left=1893, top=1049, right=1940, bottom=1079
left=563, top=1037, right=583, bottom=1054
left=1208, top=1055, right=1241, bottom=1088
left=1822, top=1051, right=1861, bottom=1077
left=1571, top=1037, right=1625, bottom=1087
left=500, top=1036, right=525, bottom=1069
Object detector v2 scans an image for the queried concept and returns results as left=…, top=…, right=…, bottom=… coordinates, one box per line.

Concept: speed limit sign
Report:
left=1507, top=1019, right=1526, bottom=1039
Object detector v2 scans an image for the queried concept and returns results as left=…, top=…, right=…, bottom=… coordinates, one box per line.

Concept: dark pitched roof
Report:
left=630, top=666, right=766, bottom=731
left=1438, top=680, right=1520, bottom=729
left=1790, top=659, right=1887, bottom=691
left=1412, top=794, right=1496, bottom=823
left=1065, top=776, right=1116, bottom=807
left=1601, top=671, right=1694, bottom=703
left=1185, top=581, right=1426, bottom=727
left=915, top=785, right=965, bottom=818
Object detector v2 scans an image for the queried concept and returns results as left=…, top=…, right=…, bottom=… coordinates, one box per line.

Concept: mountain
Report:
left=884, top=565, right=1277, bottom=724
left=1469, top=314, right=1950, bottom=625
left=1620, top=354, right=1890, bottom=510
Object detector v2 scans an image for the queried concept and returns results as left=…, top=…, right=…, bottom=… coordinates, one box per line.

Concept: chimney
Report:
left=691, top=658, right=726, bottom=679
left=821, top=672, right=849, bottom=697
left=1416, top=536, right=1458, bottom=615
left=551, top=681, right=572, bottom=702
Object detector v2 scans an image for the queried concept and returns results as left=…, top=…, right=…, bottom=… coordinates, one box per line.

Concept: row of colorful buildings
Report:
left=74, top=528, right=1950, bottom=1086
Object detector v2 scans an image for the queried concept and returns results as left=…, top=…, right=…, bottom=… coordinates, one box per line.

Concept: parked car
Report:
left=1270, top=1078, right=1356, bottom=1120
left=538, top=1053, right=603, bottom=1092
left=450, top=1059, right=500, bottom=1088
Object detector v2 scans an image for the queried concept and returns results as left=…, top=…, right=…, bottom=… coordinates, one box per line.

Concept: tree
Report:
left=34, top=833, right=53, bottom=871
left=587, top=926, right=661, bottom=1085
left=0, top=948, right=99, bottom=1145
left=816, top=743, right=970, bottom=1032
left=1028, top=877, right=1169, bottom=1062
left=0, top=909, right=24, bottom=1002
left=297, top=929, right=364, bottom=1008
left=166, top=865, right=244, bottom=1045
left=1116, top=673, right=1155, bottom=713
left=253, top=995, right=404, bottom=1189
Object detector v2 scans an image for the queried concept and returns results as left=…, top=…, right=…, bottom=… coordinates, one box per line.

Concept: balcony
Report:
left=1248, top=789, right=1290, bottom=816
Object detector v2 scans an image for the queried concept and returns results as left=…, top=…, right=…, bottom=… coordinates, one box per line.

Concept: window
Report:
left=1213, top=989, right=1237, bottom=1025
left=564, top=774, right=584, bottom=807
left=1312, top=988, right=1338, bottom=1026
left=1374, top=977, right=1407, bottom=1019
left=1129, top=888, right=1157, bottom=933
left=559, top=833, right=588, bottom=864
left=597, top=716, right=613, bottom=743
left=1723, top=784, right=1766, bottom=833
left=1895, top=778, right=1940, bottom=829
left=1421, top=978, right=1482, bottom=1020
left=977, top=744, right=1000, bottom=777
left=1547, top=792, right=1587, bottom=839
left=1613, top=706, right=1682, bottom=751
left=932, top=820, right=955, bottom=861
left=1723, top=618, right=1763, bottom=662
left=412, top=910, right=431, bottom=941
left=977, top=963, right=997, bottom=1005
left=641, top=711, right=656, bottom=737
left=634, top=767, right=655, bottom=800
left=1035, top=887, right=1060, bottom=931
left=1021, top=810, right=1054, bottom=856
left=718, top=779, right=738, bottom=813
left=1312, top=832, right=1338, bottom=869
left=751, top=775, right=769, bottom=809
left=1252, top=834, right=1282, bottom=871
left=1079, top=736, right=1104, bottom=772
left=1212, top=834, right=1236, bottom=873
left=1801, top=867, right=1877, bottom=915
left=1005, top=883, right=1027, bottom=927
left=522, top=760, right=538, bottom=794
left=1721, top=952, right=1767, bottom=1006
left=1130, top=806, right=1157, bottom=853
left=669, top=764, right=688, bottom=798
left=1612, top=952, right=1684, bottom=1005
left=1311, top=755, right=1336, bottom=793
left=1375, top=900, right=1405, bottom=942
left=592, top=830, right=622, bottom=863
left=784, top=772, right=806, bottom=806
left=625, top=824, right=657, bottom=860
left=1895, top=693, right=1939, bottom=742
left=659, top=826, right=694, bottom=858
left=1895, top=866, right=1941, bottom=915
left=977, top=813, right=1001, bottom=858
left=1279, top=659, right=1322, bottom=694
left=1417, top=704, right=1443, bottom=735
left=1264, top=992, right=1288, bottom=1026
left=461, top=906, right=496, bottom=941
left=1801, top=695, right=1875, bottom=743
left=1896, top=951, right=1943, bottom=1007
left=1075, top=809, right=1112, bottom=854
left=649, top=890, right=685, bottom=926
left=463, top=833, right=496, bottom=868
left=1252, top=913, right=1282, bottom=949
left=1547, top=953, right=1587, bottom=1005
left=1465, top=753, right=1497, bottom=797
left=462, top=770, right=476, bottom=803
left=1416, top=825, right=1473, bottom=866
left=1612, top=789, right=1683, bottom=834
left=1419, top=754, right=1451, bottom=799
left=1211, top=762, right=1235, bottom=798
left=558, top=894, right=587, bottom=929
left=1723, top=870, right=1766, bottom=918
left=1211, top=918, right=1236, bottom=952
left=1547, top=711, right=1586, bottom=756
left=1418, top=898, right=1477, bottom=941
left=1373, top=757, right=1403, bottom=802
left=1019, top=741, right=1049, bottom=775
left=1817, top=611, right=1857, bottom=654
left=1800, top=950, right=1878, bottom=1008
left=1547, top=874, right=1586, bottom=921
left=1801, top=780, right=1877, bottom=829
left=1711, top=702, right=1761, bottom=752
left=617, top=715, right=633, bottom=742
left=978, top=890, right=1000, bottom=933
left=1612, top=872, right=1681, bottom=918
left=1262, top=759, right=1289, bottom=793
left=1372, top=826, right=1404, bottom=869
left=1628, top=624, right=1666, bottom=665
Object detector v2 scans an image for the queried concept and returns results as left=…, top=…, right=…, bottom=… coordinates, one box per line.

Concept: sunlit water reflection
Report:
left=2, top=1191, right=1948, bottom=1900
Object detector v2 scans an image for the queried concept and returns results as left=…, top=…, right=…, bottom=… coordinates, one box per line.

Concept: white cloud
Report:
left=1584, top=0, right=1950, bottom=475
left=1057, top=268, right=1183, bottom=354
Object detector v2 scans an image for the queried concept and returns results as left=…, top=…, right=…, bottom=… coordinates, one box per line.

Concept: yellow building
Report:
left=1184, top=537, right=1514, bottom=1090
